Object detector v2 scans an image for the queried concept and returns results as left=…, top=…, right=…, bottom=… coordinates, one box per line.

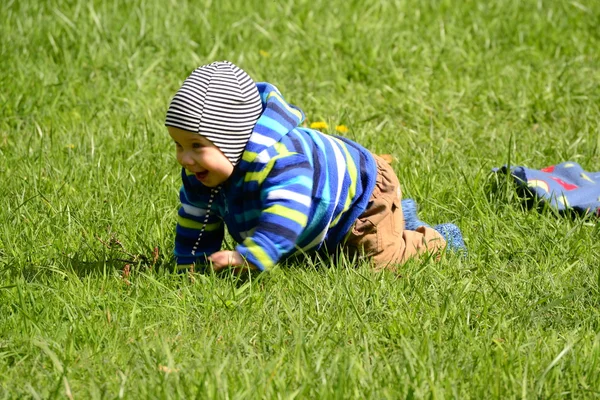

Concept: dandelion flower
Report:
left=66, top=144, right=75, bottom=149
left=158, top=365, right=179, bottom=374
left=335, top=125, right=349, bottom=133
left=310, top=121, right=328, bottom=130
left=259, top=50, right=270, bottom=58
left=379, top=154, right=394, bottom=164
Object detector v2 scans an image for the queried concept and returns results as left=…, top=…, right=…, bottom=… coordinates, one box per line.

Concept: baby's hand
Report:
left=208, top=250, right=251, bottom=272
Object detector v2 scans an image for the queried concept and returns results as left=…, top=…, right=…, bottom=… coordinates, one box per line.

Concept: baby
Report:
left=165, top=61, right=465, bottom=272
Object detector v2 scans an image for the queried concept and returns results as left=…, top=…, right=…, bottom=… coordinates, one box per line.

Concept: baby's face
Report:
left=168, top=126, right=234, bottom=187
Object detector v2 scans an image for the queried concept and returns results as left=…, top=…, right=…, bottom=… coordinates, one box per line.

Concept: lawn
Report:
left=1, top=0, right=600, bottom=398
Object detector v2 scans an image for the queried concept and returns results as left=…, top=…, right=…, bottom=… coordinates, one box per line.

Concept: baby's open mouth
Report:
left=195, top=171, right=208, bottom=180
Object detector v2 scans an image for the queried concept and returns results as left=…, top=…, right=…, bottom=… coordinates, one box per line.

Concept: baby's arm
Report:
left=235, top=153, right=314, bottom=271
left=174, top=170, right=225, bottom=267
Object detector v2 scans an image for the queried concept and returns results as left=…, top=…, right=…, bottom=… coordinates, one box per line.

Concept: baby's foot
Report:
left=401, top=199, right=431, bottom=230
left=434, top=223, right=467, bottom=255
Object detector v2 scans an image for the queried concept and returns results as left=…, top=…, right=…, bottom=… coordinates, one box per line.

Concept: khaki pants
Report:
left=344, top=155, right=446, bottom=271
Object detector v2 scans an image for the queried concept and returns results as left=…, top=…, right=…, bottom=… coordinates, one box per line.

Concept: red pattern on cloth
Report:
left=550, top=176, right=578, bottom=191
left=541, top=165, right=555, bottom=173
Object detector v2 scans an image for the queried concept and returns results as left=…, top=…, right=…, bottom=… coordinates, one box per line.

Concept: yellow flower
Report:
left=158, top=365, right=179, bottom=374
left=310, top=121, right=329, bottom=130
left=335, top=124, right=349, bottom=133
left=66, top=144, right=75, bottom=149
left=259, top=50, right=270, bottom=58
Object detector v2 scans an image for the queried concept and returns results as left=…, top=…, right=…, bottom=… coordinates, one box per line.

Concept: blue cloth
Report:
left=493, top=161, right=600, bottom=215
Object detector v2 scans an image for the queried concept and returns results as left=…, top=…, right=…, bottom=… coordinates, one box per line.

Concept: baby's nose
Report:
left=180, top=153, right=195, bottom=167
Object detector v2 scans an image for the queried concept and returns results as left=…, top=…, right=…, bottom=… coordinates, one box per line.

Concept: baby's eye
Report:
left=192, top=142, right=203, bottom=149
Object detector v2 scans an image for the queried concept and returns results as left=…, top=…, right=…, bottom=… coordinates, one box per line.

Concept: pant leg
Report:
left=344, top=155, right=446, bottom=271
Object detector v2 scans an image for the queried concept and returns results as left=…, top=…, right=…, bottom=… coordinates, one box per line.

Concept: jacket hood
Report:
left=237, top=82, right=305, bottom=171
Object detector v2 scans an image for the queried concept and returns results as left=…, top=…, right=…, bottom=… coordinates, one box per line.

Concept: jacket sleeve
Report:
left=235, top=153, right=314, bottom=271
left=174, top=169, right=224, bottom=266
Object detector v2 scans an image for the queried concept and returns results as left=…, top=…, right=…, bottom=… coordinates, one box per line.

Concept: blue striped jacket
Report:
left=175, top=82, right=377, bottom=270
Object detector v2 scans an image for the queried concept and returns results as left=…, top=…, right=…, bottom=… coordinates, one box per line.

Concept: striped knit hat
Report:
left=165, top=61, right=263, bottom=166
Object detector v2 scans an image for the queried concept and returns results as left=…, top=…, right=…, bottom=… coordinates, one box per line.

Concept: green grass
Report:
left=1, top=0, right=600, bottom=397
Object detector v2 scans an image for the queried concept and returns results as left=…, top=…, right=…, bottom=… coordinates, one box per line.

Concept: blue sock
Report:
left=434, top=223, right=467, bottom=255
left=401, top=199, right=431, bottom=230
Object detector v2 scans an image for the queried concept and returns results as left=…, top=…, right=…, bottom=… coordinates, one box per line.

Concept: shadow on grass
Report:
left=0, top=243, right=171, bottom=283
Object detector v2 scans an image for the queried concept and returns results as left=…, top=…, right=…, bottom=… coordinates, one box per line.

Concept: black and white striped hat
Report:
left=165, top=61, right=263, bottom=166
